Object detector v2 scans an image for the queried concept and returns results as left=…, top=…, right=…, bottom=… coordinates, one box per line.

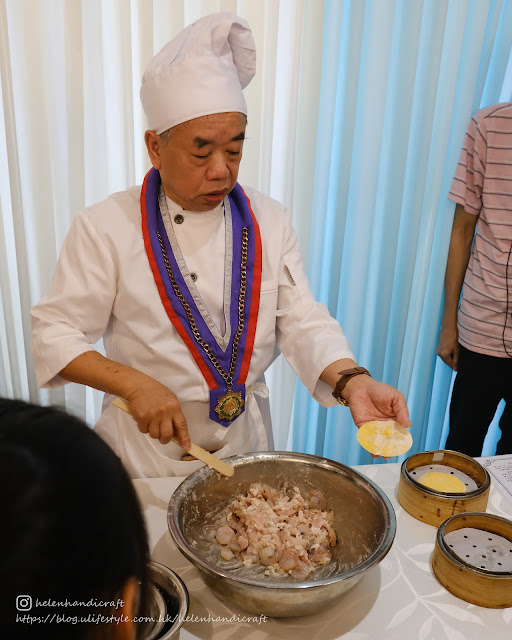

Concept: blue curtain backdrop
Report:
left=292, top=0, right=512, bottom=465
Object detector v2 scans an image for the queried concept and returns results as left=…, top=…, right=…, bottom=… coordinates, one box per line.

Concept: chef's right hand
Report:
left=436, top=324, right=459, bottom=371
left=124, top=381, right=191, bottom=450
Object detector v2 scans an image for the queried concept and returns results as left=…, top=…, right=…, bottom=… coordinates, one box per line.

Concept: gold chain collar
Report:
left=156, top=228, right=249, bottom=391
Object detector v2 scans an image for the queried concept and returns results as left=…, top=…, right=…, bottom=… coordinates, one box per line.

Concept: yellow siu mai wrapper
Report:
left=357, top=420, right=412, bottom=457
left=417, top=471, right=467, bottom=493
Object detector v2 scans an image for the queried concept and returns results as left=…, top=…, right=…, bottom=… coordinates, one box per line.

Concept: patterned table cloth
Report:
left=133, top=460, right=511, bottom=640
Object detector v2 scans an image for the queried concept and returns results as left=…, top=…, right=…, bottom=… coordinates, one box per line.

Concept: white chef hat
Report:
left=140, top=12, right=256, bottom=134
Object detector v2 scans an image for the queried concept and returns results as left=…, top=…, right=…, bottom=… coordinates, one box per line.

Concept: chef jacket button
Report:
left=174, top=214, right=184, bottom=224
left=190, top=273, right=198, bottom=282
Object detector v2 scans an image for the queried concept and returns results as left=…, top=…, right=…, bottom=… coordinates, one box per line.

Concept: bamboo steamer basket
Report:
left=398, top=450, right=490, bottom=527
left=431, top=512, right=512, bottom=608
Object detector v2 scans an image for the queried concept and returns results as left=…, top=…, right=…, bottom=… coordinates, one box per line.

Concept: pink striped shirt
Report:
left=449, top=102, right=512, bottom=358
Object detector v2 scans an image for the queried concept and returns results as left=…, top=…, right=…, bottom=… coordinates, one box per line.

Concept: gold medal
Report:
left=215, top=390, right=245, bottom=421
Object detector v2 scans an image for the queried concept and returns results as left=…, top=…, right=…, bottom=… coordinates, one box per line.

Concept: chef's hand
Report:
left=125, top=380, right=191, bottom=450
left=343, top=375, right=411, bottom=459
left=436, top=324, right=459, bottom=371
left=344, top=376, right=410, bottom=427
left=58, top=352, right=191, bottom=449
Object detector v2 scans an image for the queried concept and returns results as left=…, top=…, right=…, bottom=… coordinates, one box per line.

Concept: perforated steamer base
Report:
left=444, top=527, right=512, bottom=572
left=432, top=513, right=512, bottom=608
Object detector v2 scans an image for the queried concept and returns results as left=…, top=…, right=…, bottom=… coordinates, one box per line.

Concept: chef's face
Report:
left=145, top=112, right=247, bottom=211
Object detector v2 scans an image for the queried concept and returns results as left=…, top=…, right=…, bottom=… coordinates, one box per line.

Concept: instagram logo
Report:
left=16, top=595, right=32, bottom=611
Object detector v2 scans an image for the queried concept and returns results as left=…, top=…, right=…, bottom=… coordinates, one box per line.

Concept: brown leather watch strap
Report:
left=332, top=367, right=371, bottom=406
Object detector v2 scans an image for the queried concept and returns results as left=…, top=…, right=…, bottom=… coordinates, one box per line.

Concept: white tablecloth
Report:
left=133, top=461, right=512, bottom=640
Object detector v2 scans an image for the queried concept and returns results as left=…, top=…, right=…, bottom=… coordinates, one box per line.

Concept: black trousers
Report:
left=445, top=344, right=512, bottom=457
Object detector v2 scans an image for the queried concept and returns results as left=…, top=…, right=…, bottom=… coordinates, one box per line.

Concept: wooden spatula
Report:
left=112, top=397, right=234, bottom=477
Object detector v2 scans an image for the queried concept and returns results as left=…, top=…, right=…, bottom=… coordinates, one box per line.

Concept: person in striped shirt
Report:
left=437, top=102, right=512, bottom=457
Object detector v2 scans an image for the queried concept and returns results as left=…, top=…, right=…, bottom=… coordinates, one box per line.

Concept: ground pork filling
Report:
left=215, top=483, right=336, bottom=579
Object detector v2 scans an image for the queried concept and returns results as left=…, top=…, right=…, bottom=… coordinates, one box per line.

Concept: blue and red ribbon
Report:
left=141, top=168, right=262, bottom=426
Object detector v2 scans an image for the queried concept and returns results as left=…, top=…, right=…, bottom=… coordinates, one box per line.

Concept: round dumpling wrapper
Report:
left=417, top=471, right=467, bottom=493
left=357, top=420, right=412, bottom=457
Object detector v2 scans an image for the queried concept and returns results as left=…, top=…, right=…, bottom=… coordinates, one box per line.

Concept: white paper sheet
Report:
left=480, top=455, right=512, bottom=503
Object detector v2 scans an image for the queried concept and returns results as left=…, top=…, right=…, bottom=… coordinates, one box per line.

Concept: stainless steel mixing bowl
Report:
left=138, top=561, right=189, bottom=640
left=168, top=451, right=396, bottom=617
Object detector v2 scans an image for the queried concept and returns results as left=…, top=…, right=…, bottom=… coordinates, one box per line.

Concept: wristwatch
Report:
left=332, top=367, right=371, bottom=406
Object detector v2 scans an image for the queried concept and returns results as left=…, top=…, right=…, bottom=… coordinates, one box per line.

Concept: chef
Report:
left=31, top=12, right=410, bottom=478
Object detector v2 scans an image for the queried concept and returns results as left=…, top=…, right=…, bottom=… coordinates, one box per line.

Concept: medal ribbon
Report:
left=141, top=168, right=262, bottom=427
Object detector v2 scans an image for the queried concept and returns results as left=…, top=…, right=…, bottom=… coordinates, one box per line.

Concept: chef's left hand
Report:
left=343, top=376, right=410, bottom=427
left=343, top=376, right=411, bottom=459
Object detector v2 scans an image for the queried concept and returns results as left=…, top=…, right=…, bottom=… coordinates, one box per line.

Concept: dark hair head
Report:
left=0, top=398, right=150, bottom=640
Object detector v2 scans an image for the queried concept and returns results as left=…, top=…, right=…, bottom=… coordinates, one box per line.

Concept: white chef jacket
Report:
left=31, top=185, right=354, bottom=478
